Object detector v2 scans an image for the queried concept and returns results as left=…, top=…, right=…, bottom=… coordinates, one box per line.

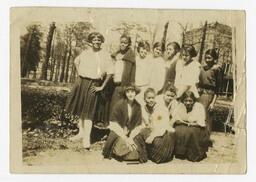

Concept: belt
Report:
left=114, top=82, right=121, bottom=86
left=198, top=85, right=215, bottom=91
left=174, top=121, right=202, bottom=128
left=79, top=76, right=101, bottom=82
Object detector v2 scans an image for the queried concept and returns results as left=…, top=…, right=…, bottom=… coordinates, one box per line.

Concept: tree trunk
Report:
left=198, top=21, right=207, bottom=63
left=49, top=31, right=56, bottom=81
left=64, top=45, right=72, bottom=83
left=54, top=58, right=61, bottom=82
left=161, top=21, right=169, bottom=53
left=33, top=70, right=37, bottom=79
left=69, top=63, right=75, bottom=83
left=49, top=58, right=56, bottom=81
left=40, top=22, right=56, bottom=80
left=60, top=49, right=68, bottom=82
left=21, top=32, right=33, bottom=77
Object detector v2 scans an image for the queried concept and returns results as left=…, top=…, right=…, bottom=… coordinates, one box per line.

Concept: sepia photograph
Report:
left=10, top=7, right=246, bottom=174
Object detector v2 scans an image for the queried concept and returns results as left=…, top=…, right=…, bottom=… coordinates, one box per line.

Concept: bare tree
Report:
left=40, top=22, right=56, bottom=80
left=198, top=21, right=208, bottom=63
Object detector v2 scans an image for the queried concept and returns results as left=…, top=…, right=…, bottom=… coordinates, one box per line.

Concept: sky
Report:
left=18, top=8, right=241, bottom=49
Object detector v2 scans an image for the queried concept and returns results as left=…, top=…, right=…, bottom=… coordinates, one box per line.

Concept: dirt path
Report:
left=23, top=132, right=237, bottom=167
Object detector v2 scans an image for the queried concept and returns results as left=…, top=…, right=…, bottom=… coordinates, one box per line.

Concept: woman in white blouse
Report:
left=65, top=32, right=114, bottom=149
left=172, top=90, right=210, bottom=162
left=174, top=45, right=201, bottom=98
left=148, top=42, right=166, bottom=95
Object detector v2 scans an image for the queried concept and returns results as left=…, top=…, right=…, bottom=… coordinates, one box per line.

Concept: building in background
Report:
left=184, top=22, right=233, bottom=97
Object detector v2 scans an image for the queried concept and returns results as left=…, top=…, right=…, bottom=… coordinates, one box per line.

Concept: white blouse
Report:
left=172, top=102, right=206, bottom=127
left=135, top=56, right=152, bottom=87
left=149, top=56, right=166, bottom=93
left=74, top=48, right=114, bottom=79
left=113, top=53, right=124, bottom=83
left=174, top=59, right=201, bottom=97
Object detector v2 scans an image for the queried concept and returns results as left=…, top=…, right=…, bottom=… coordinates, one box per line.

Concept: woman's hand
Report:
left=91, top=86, right=103, bottom=93
left=145, top=135, right=155, bottom=144
left=125, top=137, right=137, bottom=151
left=208, top=102, right=214, bottom=111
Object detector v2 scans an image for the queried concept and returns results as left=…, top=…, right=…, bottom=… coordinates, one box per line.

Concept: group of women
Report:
left=65, top=31, right=222, bottom=163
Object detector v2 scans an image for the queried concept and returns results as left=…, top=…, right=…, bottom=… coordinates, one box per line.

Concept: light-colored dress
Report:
left=135, top=56, right=152, bottom=104
left=149, top=56, right=166, bottom=94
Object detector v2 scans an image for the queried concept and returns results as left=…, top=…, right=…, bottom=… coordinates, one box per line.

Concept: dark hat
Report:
left=123, top=83, right=141, bottom=95
left=88, top=32, right=105, bottom=43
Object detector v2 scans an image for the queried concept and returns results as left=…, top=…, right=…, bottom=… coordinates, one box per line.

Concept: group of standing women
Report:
left=65, top=31, right=222, bottom=163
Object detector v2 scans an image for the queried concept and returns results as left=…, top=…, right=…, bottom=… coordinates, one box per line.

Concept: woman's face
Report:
left=138, top=47, right=148, bottom=59
left=126, top=89, right=136, bottom=101
left=163, top=91, right=176, bottom=104
left=205, top=54, right=215, bottom=67
left=166, top=45, right=176, bottom=59
left=183, top=97, right=195, bottom=111
left=91, top=37, right=102, bottom=50
left=153, top=46, right=162, bottom=57
left=182, top=51, right=192, bottom=63
left=145, top=92, right=156, bottom=107
left=120, top=37, right=129, bottom=51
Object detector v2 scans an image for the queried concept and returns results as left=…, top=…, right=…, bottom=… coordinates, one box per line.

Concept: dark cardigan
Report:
left=102, top=99, right=148, bottom=163
left=111, top=47, right=136, bottom=86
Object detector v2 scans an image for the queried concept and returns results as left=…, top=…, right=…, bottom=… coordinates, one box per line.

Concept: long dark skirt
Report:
left=65, top=76, right=101, bottom=121
left=102, top=131, right=148, bottom=163
left=139, top=128, right=175, bottom=164
left=109, top=86, right=125, bottom=115
left=174, top=122, right=209, bottom=162
left=198, top=92, right=214, bottom=132
left=93, top=80, right=115, bottom=125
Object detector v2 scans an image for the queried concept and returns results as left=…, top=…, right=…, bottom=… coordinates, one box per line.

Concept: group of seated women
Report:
left=102, top=84, right=210, bottom=163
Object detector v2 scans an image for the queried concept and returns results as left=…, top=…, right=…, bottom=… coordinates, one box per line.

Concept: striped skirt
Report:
left=65, top=76, right=101, bottom=121
left=139, top=128, right=175, bottom=164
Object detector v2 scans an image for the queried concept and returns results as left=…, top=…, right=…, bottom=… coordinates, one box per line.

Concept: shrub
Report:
left=21, top=86, right=78, bottom=129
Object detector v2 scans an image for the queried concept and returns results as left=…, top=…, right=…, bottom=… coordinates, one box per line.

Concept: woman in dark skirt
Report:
left=198, top=48, right=223, bottom=133
left=102, top=84, right=148, bottom=163
left=65, top=32, right=114, bottom=149
left=139, top=88, right=176, bottom=164
left=173, top=91, right=210, bottom=162
left=109, top=34, right=136, bottom=113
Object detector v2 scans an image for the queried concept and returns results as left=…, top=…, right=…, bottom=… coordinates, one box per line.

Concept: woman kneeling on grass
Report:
left=102, top=84, right=148, bottom=163
left=173, top=90, right=210, bottom=162
left=138, top=88, right=176, bottom=164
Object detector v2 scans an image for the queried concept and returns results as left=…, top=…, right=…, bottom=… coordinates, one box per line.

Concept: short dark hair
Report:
left=181, top=45, right=197, bottom=58
left=144, top=88, right=156, bottom=100
left=153, top=42, right=162, bottom=50
left=137, top=41, right=150, bottom=52
left=87, top=32, right=105, bottom=43
left=205, top=48, right=219, bottom=60
left=163, top=84, right=176, bottom=94
left=120, top=34, right=132, bottom=46
left=179, top=91, right=197, bottom=103
left=166, top=42, right=181, bottom=52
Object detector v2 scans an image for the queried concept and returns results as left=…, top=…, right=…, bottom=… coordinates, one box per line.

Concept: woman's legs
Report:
left=83, top=119, right=93, bottom=148
left=69, top=119, right=84, bottom=141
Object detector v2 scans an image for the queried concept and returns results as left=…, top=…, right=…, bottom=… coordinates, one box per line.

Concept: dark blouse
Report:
left=198, top=65, right=223, bottom=93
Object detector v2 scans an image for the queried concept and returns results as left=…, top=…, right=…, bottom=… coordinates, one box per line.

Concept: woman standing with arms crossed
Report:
left=65, top=32, right=114, bottom=149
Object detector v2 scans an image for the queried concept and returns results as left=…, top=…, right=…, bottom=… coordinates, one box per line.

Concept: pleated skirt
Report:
left=139, top=128, right=175, bottom=164
left=65, top=76, right=101, bottom=121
